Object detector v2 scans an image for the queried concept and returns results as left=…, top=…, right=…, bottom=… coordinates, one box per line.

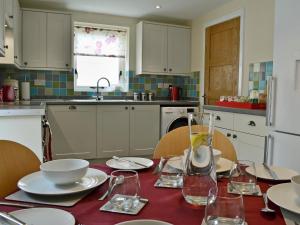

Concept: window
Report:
left=74, top=22, right=129, bottom=92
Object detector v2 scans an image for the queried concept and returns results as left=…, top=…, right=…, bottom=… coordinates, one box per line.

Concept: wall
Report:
left=0, top=10, right=198, bottom=99
left=191, top=0, right=275, bottom=98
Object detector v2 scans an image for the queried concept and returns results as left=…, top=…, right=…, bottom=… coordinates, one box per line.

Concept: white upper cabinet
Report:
left=22, top=10, right=71, bottom=70
left=22, top=10, right=47, bottom=68
left=167, top=26, right=191, bottom=74
left=136, top=21, right=191, bottom=75
left=46, top=13, right=71, bottom=69
left=0, top=0, right=5, bottom=57
left=4, top=0, right=14, bottom=28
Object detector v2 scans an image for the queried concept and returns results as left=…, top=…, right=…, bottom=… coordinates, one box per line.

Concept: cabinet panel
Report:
left=234, top=114, right=266, bottom=136
left=142, top=23, right=167, bottom=73
left=0, top=0, right=5, bottom=56
left=129, top=105, right=160, bottom=156
left=22, top=10, right=46, bottom=67
left=48, top=105, right=97, bottom=159
left=212, top=111, right=234, bottom=130
left=167, top=26, right=191, bottom=74
left=97, top=106, right=130, bottom=158
left=47, top=13, right=71, bottom=69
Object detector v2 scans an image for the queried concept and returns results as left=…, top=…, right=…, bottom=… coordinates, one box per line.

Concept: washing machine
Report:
left=160, top=106, right=201, bottom=137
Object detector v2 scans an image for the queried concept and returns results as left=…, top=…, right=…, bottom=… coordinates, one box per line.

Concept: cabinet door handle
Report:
left=131, top=107, right=135, bottom=110
left=14, top=56, right=18, bottom=59
left=24, top=62, right=28, bottom=66
left=4, top=45, right=8, bottom=49
left=232, top=134, right=237, bottom=139
left=9, top=16, right=13, bottom=19
left=69, top=105, right=77, bottom=110
left=169, top=68, right=172, bottom=72
left=226, top=133, right=231, bottom=137
left=248, top=121, right=256, bottom=126
left=125, top=106, right=128, bottom=110
left=216, top=116, right=221, bottom=121
left=66, top=63, right=69, bottom=67
left=163, top=68, right=167, bottom=72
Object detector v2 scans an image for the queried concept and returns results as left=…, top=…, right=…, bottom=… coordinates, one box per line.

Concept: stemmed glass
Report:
left=107, top=170, right=141, bottom=211
left=205, top=186, right=245, bottom=225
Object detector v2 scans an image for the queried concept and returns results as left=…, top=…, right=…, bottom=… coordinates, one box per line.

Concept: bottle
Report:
left=182, top=113, right=217, bottom=206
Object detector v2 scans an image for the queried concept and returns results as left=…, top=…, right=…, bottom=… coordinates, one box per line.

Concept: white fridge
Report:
left=266, top=0, right=300, bottom=172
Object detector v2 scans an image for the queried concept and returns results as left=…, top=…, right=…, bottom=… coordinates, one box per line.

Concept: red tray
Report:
left=215, top=101, right=266, bottom=109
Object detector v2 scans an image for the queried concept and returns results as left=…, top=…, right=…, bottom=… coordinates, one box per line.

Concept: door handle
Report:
left=264, top=134, right=274, bottom=164
left=248, top=121, right=256, bottom=126
left=216, top=116, right=221, bottom=121
left=226, top=133, right=231, bottom=137
left=69, top=105, right=77, bottom=110
left=232, top=134, right=237, bottom=139
left=266, top=77, right=275, bottom=126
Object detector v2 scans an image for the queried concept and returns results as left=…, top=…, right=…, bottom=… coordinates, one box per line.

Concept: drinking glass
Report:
left=182, top=112, right=217, bottom=206
left=229, top=160, right=257, bottom=194
left=108, top=170, right=141, bottom=211
left=205, top=186, right=245, bottom=225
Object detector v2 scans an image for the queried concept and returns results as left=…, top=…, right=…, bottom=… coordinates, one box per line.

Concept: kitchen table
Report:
left=0, top=162, right=295, bottom=225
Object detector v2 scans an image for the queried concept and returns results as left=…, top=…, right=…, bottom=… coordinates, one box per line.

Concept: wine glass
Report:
left=108, top=170, right=141, bottom=211
left=205, top=186, right=245, bottom=225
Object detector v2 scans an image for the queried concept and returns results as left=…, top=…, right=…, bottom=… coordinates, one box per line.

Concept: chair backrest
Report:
left=153, top=125, right=237, bottom=161
left=0, top=140, right=41, bottom=198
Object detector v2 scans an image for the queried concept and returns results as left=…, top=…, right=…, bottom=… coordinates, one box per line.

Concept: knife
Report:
left=0, top=212, right=27, bottom=225
left=263, top=163, right=279, bottom=180
left=112, top=156, right=148, bottom=168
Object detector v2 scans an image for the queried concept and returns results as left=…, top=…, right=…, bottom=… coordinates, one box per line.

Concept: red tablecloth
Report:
left=0, top=163, right=287, bottom=225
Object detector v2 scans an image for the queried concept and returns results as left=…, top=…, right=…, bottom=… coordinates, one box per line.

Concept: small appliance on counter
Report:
left=2, top=77, right=19, bottom=102
left=21, top=82, right=30, bottom=100
left=169, top=85, right=181, bottom=101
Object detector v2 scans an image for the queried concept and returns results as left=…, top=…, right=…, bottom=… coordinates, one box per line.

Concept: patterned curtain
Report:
left=74, top=26, right=127, bottom=58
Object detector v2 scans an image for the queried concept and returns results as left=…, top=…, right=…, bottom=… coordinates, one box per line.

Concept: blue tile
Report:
left=60, top=74, right=67, bottom=82
left=30, top=87, right=38, bottom=96
left=266, top=61, right=273, bottom=72
left=60, top=89, right=67, bottom=96
left=139, top=77, right=145, bottom=83
left=45, top=74, right=52, bottom=81
left=45, top=81, right=52, bottom=88
left=53, top=88, right=60, bottom=96
left=259, top=80, right=266, bottom=90
left=249, top=72, right=254, bottom=81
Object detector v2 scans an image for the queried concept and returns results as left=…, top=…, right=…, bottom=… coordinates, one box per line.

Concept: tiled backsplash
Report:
left=0, top=68, right=200, bottom=99
left=248, top=61, right=273, bottom=94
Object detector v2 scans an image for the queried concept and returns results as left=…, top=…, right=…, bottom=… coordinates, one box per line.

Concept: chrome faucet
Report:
left=96, top=77, right=111, bottom=100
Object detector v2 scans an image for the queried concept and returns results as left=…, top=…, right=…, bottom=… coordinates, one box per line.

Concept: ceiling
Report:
left=19, top=0, right=232, bottom=22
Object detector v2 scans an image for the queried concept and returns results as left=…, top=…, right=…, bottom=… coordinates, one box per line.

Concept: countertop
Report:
left=0, top=99, right=199, bottom=116
left=203, top=105, right=266, bottom=116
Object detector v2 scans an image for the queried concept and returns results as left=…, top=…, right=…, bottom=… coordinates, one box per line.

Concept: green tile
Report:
left=53, top=81, right=60, bottom=88
left=67, top=89, right=74, bottom=96
left=67, top=75, right=74, bottom=81
left=253, top=81, right=259, bottom=89
left=253, top=72, right=259, bottom=81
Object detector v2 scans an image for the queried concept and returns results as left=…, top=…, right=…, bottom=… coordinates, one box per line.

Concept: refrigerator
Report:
left=266, top=0, right=300, bottom=172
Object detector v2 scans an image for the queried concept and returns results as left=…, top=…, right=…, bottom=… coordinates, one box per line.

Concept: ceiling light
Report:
left=155, top=5, right=161, bottom=9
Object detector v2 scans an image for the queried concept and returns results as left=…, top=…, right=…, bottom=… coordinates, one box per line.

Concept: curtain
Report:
left=74, top=26, right=127, bottom=58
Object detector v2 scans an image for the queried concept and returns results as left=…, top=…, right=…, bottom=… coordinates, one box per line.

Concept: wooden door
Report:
left=22, top=10, right=47, bottom=68
left=47, top=13, right=71, bottom=69
left=204, top=17, right=240, bottom=105
left=167, top=26, right=191, bottom=74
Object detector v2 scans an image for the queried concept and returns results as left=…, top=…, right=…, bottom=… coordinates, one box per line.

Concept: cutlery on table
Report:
left=0, top=211, right=27, bottom=225
left=261, top=193, right=275, bottom=213
left=112, top=156, right=148, bottom=168
left=0, top=201, right=35, bottom=208
left=99, top=175, right=124, bottom=200
left=152, top=157, right=166, bottom=175
left=263, top=163, right=279, bottom=180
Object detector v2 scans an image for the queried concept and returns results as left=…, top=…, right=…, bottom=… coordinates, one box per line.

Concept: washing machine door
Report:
left=167, top=117, right=198, bottom=133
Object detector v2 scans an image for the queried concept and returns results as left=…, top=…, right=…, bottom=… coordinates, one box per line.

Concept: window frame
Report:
left=73, top=22, right=130, bottom=93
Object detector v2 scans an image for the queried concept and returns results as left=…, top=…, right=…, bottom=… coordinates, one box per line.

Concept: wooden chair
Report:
left=153, top=125, right=237, bottom=161
left=0, top=140, right=41, bottom=198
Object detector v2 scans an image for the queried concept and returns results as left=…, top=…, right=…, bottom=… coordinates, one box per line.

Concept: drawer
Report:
left=234, top=114, right=266, bottom=136
left=204, top=110, right=234, bottom=130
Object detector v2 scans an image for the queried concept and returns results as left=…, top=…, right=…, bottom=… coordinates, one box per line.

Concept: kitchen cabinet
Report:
left=47, top=105, right=97, bottom=159
left=136, top=21, right=191, bottom=75
left=4, top=0, right=13, bottom=28
left=0, top=0, right=22, bottom=66
left=0, top=0, right=5, bottom=57
left=22, top=10, right=71, bottom=70
left=204, top=110, right=267, bottom=164
left=129, top=105, right=160, bottom=156
left=97, top=105, right=160, bottom=158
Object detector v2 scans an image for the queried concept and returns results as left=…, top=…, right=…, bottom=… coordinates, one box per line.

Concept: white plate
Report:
left=0, top=208, right=75, bottom=225
left=267, top=183, right=300, bottom=214
left=115, top=219, right=173, bottom=225
left=246, top=164, right=298, bottom=181
left=18, top=168, right=107, bottom=195
left=106, top=157, right=154, bottom=170
left=167, top=156, right=233, bottom=173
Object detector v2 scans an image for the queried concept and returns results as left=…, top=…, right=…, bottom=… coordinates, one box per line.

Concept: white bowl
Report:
left=40, top=159, right=89, bottom=185
left=291, top=175, right=300, bottom=196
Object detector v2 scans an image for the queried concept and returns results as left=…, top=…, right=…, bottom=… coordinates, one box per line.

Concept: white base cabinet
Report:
left=47, top=105, right=97, bottom=159
left=48, top=104, right=160, bottom=159
left=204, top=110, right=267, bottom=164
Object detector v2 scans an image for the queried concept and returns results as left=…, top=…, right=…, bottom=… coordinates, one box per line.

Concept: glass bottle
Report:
left=182, top=112, right=217, bottom=206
